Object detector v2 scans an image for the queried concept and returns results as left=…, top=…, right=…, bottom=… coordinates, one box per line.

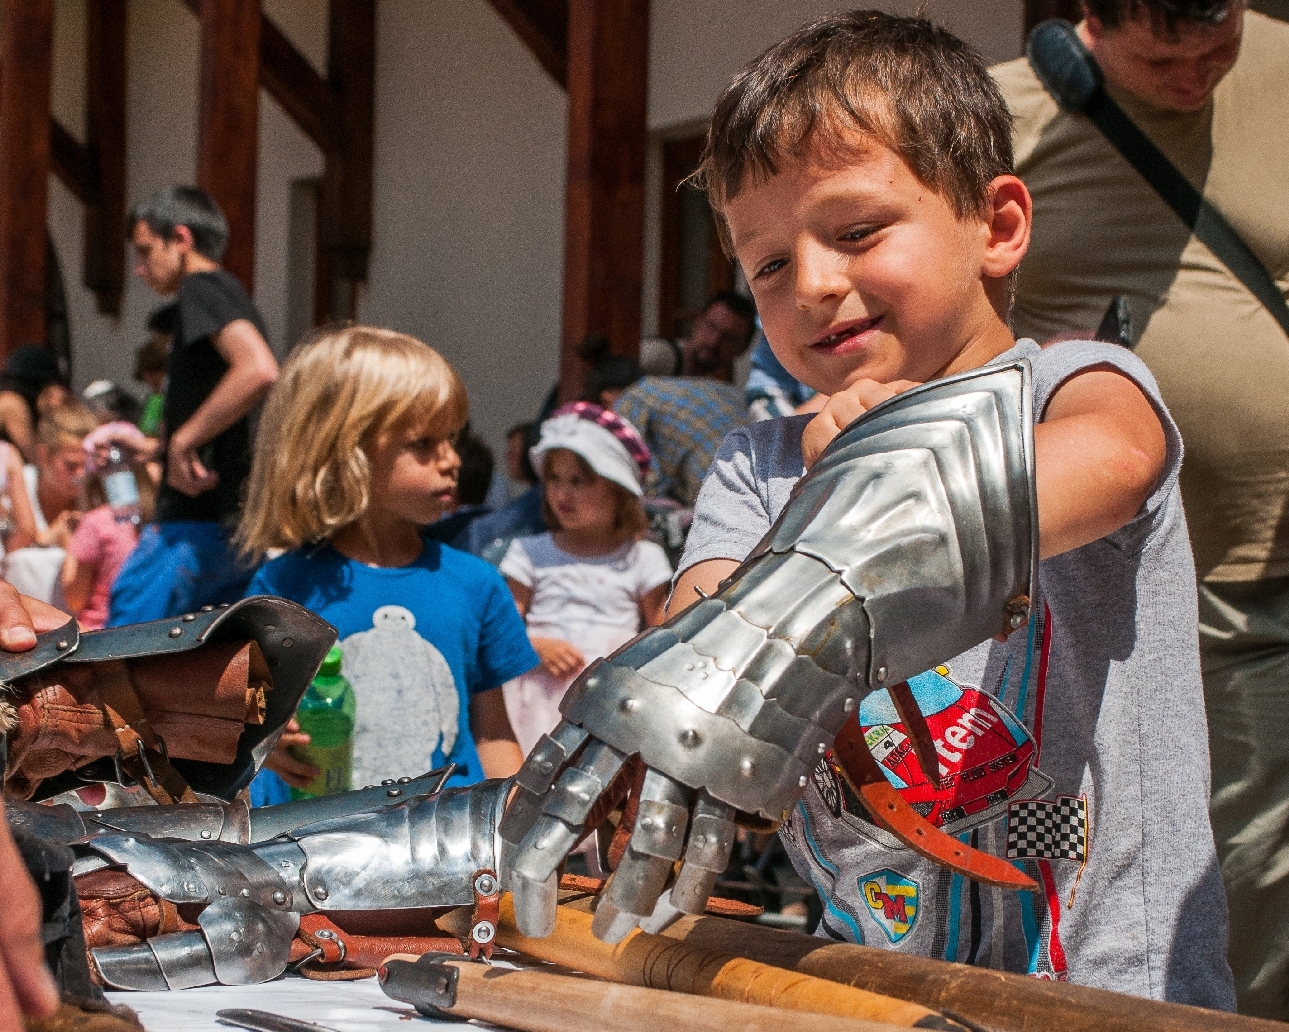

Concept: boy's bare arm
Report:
left=167, top=319, right=280, bottom=497
left=1030, top=366, right=1166, bottom=558
left=669, top=558, right=738, bottom=617
left=471, top=686, right=525, bottom=777
left=802, top=368, right=1166, bottom=561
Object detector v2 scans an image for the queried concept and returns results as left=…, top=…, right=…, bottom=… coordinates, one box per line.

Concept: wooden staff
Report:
left=440, top=896, right=966, bottom=1031
left=652, top=911, right=1281, bottom=1032
left=379, top=954, right=913, bottom=1032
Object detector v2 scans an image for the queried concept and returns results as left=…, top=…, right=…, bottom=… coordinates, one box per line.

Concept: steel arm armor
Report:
left=502, top=363, right=1037, bottom=939
left=65, top=779, right=510, bottom=991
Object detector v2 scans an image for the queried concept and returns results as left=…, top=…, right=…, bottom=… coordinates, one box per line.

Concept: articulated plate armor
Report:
left=60, top=778, right=510, bottom=991
left=502, top=364, right=1037, bottom=939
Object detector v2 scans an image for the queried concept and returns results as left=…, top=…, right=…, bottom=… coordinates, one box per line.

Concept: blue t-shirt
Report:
left=246, top=538, right=538, bottom=787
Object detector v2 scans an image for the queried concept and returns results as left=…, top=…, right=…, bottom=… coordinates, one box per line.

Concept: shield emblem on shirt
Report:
left=860, top=869, right=920, bottom=944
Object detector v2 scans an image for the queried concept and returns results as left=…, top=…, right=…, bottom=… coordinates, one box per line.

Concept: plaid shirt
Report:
left=614, top=376, right=747, bottom=506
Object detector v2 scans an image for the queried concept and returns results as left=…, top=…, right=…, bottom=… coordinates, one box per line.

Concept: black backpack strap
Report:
left=1026, top=19, right=1289, bottom=339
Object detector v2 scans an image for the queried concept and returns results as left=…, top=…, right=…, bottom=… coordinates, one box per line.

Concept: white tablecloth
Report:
left=107, top=974, right=487, bottom=1032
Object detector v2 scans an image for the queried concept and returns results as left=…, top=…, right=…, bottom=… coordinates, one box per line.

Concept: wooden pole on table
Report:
left=440, top=896, right=966, bottom=1030
left=379, top=954, right=915, bottom=1032
left=654, top=911, right=1280, bottom=1032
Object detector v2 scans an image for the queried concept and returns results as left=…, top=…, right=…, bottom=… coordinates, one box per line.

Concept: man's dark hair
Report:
left=1083, top=0, right=1236, bottom=33
left=127, top=186, right=229, bottom=261
left=695, top=10, right=1013, bottom=248
left=707, top=290, right=757, bottom=335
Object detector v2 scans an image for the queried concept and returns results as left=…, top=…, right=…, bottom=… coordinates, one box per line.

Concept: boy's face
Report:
left=131, top=222, right=186, bottom=296
left=367, top=420, right=462, bottom=527
left=724, top=137, right=1018, bottom=396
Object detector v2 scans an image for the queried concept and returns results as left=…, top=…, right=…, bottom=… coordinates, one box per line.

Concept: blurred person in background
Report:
left=614, top=290, right=756, bottom=507
left=0, top=345, right=70, bottom=462
left=2, top=405, right=99, bottom=608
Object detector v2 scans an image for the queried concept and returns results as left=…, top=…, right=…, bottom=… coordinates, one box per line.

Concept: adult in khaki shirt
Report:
left=994, top=1, right=1289, bottom=1016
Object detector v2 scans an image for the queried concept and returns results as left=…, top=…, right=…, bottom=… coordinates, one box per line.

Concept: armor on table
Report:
left=60, top=777, right=510, bottom=991
left=502, top=363, right=1037, bottom=939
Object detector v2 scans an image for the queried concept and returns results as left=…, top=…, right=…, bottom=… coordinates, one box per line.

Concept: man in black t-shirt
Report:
left=108, top=186, right=279, bottom=624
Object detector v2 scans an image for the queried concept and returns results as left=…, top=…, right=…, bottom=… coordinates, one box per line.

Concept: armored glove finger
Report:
left=503, top=727, right=630, bottom=936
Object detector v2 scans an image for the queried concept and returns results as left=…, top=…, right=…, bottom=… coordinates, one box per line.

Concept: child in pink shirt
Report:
left=62, top=507, right=138, bottom=629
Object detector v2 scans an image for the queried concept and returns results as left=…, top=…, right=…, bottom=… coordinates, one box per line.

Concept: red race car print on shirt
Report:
left=819, top=666, right=1053, bottom=835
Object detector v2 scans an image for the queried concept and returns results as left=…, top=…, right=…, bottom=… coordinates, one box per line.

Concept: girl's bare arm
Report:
left=471, top=686, right=525, bottom=776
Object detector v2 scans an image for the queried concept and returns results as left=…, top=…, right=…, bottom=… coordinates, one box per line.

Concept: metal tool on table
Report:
left=216, top=1009, right=341, bottom=1032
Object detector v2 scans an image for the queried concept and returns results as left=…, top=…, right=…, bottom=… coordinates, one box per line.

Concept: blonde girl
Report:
left=500, top=402, right=672, bottom=760
left=239, top=327, right=535, bottom=796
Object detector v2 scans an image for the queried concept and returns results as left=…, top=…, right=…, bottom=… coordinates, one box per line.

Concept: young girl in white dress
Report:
left=500, top=403, right=672, bottom=759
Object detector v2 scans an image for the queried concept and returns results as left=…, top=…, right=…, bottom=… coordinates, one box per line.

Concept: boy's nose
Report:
left=793, top=240, right=849, bottom=307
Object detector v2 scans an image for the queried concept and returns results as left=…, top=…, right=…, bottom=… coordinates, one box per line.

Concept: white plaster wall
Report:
left=648, top=0, right=1025, bottom=132
left=44, top=0, right=1024, bottom=457
left=356, top=0, right=567, bottom=454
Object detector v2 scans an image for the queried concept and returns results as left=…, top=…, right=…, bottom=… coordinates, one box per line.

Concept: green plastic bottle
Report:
left=290, top=645, right=355, bottom=800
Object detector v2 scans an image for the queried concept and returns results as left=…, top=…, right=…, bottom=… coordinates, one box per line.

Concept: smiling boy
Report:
left=673, top=11, right=1233, bottom=1005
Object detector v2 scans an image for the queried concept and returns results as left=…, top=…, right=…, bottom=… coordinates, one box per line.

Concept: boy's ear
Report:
left=170, top=224, right=195, bottom=253
left=981, top=175, right=1032, bottom=280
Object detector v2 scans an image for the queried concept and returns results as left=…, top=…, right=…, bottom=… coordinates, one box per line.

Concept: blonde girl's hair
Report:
left=539, top=450, right=649, bottom=541
left=37, top=404, right=99, bottom=451
left=237, top=325, right=467, bottom=559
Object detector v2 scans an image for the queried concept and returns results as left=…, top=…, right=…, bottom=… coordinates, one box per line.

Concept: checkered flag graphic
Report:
left=1006, top=796, right=1088, bottom=862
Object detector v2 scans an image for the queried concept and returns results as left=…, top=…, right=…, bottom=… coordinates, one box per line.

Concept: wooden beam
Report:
left=49, top=120, right=98, bottom=207
left=196, top=0, right=261, bottom=291
left=321, top=0, right=375, bottom=284
left=0, top=0, right=54, bottom=357
left=486, top=0, right=568, bottom=87
left=83, top=0, right=127, bottom=316
left=559, top=0, right=649, bottom=402
left=260, top=17, right=342, bottom=155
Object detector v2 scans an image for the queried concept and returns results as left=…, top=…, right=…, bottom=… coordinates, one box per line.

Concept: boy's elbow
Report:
left=1110, top=444, right=1165, bottom=525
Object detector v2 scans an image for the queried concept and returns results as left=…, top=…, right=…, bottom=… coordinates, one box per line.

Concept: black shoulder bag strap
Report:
left=1026, top=19, right=1289, bottom=338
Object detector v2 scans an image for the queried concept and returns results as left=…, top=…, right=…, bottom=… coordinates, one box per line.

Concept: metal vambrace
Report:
left=503, top=363, right=1036, bottom=937
left=78, top=780, right=509, bottom=990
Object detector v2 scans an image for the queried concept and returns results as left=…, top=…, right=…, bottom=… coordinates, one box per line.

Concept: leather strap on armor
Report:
left=97, top=660, right=198, bottom=805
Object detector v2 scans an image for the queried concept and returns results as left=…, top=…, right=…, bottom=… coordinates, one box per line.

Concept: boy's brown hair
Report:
left=695, top=10, right=1013, bottom=243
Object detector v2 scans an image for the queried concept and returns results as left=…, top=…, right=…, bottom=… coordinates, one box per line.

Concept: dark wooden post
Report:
left=559, top=0, right=649, bottom=403
left=197, top=0, right=261, bottom=291
left=318, top=0, right=375, bottom=320
left=83, top=0, right=127, bottom=316
left=0, top=0, right=54, bottom=358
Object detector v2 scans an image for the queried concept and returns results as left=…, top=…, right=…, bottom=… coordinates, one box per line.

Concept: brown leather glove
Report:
left=4, top=641, right=271, bottom=800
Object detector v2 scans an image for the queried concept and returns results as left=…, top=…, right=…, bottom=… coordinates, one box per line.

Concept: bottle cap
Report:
left=317, top=644, right=343, bottom=678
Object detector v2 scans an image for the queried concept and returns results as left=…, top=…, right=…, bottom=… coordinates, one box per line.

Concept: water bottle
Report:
left=101, top=446, right=141, bottom=525
left=290, top=645, right=355, bottom=800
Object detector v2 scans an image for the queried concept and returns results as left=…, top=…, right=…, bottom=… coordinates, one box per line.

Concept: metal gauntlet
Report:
left=503, top=363, right=1036, bottom=939
left=57, top=777, right=509, bottom=991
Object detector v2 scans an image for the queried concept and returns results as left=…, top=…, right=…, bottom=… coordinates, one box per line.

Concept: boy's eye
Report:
left=840, top=225, right=878, bottom=242
left=754, top=258, right=787, bottom=279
